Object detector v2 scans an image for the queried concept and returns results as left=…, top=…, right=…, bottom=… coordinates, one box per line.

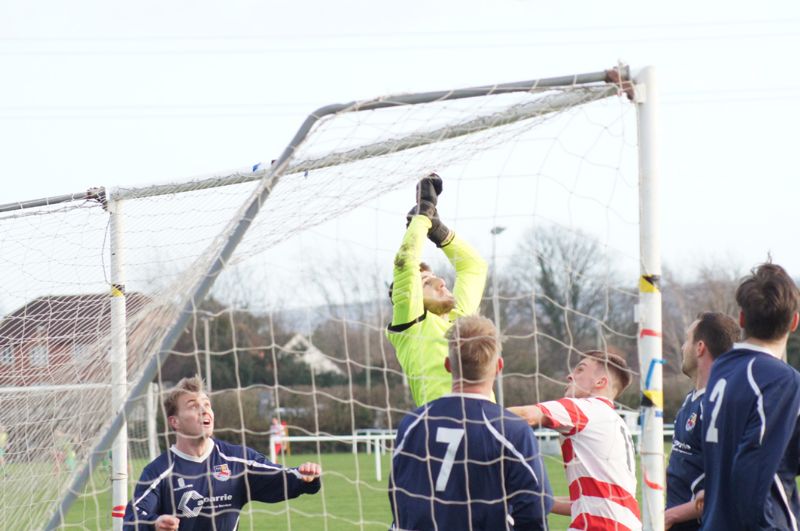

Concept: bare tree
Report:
left=497, top=224, right=637, bottom=405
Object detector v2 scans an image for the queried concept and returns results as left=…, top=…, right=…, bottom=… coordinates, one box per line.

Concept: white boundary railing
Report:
left=270, top=433, right=396, bottom=481
left=270, top=423, right=676, bottom=483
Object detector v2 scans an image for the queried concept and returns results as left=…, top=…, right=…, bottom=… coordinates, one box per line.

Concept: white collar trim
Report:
left=445, top=392, right=492, bottom=401
left=170, top=438, right=215, bottom=463
left=734, top=341, right=779, bottom=358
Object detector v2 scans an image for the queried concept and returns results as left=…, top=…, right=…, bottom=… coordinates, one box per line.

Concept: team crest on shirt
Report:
left=685, top=412, right=698, bottom=432
left=213, top=464, right=231, bottom=481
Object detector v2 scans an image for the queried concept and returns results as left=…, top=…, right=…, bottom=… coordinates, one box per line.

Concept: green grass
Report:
left=58, top=451, right=581, bottom=530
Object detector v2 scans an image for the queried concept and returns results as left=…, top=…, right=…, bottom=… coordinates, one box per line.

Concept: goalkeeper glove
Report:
left=428, top=209, right=454, bottom=248
left=405, top=202, right=454, bottom=247
left=406, top=200, right=437, bottom=227
left=416, top=173, right=443, bottom=206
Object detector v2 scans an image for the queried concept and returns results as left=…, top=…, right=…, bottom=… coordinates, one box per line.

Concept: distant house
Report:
left=280, top=334, right=344, bottom=376
left=0, top=293, right=149, bottom=387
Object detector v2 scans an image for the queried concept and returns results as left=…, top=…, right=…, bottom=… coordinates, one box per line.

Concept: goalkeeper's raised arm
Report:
left=385, top=173, right=488, bottom=407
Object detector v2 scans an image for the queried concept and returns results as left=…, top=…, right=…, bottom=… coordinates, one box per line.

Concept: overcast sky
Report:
left=2, top=1, right=799, bottom=278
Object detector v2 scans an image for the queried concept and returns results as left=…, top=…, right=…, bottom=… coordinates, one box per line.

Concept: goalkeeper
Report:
left=386, top=173, right=488, bottom=406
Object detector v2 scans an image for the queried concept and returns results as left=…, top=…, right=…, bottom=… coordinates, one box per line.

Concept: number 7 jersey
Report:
left=389, top=393, right=552, bottom=531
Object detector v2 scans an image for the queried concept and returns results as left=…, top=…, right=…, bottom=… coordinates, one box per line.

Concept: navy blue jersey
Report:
left=666, top=389, right=704, bottom=531
left=123, top=438, right=320, bottom=530
left=389, top=393, right=552, bottom=531
left=701, top=345, right=800, bottom=531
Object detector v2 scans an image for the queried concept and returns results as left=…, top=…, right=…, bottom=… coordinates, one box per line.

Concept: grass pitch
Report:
left=60, top=451, right=580, bottom=530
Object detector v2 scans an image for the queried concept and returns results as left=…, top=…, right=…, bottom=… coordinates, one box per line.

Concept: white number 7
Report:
left=435, top=427, right=465, bottom=492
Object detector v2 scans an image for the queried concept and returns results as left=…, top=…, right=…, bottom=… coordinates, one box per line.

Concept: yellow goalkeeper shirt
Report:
left=387, top=215, right=488, bottom=406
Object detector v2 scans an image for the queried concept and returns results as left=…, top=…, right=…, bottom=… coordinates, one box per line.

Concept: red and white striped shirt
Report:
left=536, top=396, right=641, bottom=531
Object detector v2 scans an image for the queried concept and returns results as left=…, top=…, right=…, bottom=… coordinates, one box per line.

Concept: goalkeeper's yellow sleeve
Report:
left=443, top=234, right=488, bottom=319
left=390, top=215, right=430, bottom=327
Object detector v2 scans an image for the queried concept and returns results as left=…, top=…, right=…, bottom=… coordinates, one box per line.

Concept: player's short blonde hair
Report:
left=164, top=376, right=206, bottom=417
left=446, top=315, right=499, bottom=383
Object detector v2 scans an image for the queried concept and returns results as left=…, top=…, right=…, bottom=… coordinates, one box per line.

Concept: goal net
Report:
left=0, top=66, right=662, bottom=530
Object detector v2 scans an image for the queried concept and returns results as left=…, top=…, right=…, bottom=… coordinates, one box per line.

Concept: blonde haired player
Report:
left=509, top=351, right=641, bottom=531
left=390, top=315, right=552, bottom=530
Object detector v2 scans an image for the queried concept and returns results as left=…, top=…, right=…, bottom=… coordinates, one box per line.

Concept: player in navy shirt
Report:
left=701, top=263, right=800, bottom=530
left=124, top=376, right=321, bottom=530
left=389, top=315, right=552, bottom=531
left=665, top=312, right=739, bottom=531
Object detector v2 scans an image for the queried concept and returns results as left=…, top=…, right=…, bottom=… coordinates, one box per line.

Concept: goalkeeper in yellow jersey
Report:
left=386, top=173, right=488, bottom=406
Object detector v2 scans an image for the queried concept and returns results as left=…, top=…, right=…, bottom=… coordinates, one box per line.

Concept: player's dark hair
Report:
left=164, top=375, right=206, bottom=418
left=446, top=315, right=498, bottom=383
left=581, top=350, right=632, bottom=398
left=388, top=262, right=431, bottom=301
left=735, top=263, right=799, bottom=341
left=693, top=312, right=740, bottom=359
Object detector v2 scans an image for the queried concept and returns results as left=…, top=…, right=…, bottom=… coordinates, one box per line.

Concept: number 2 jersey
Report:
left=535, top=396, right=641, bottom=531
left=123, top=438, right=320, bottom=530
left=389, top=393, right=553, bottom=531
left=701, top=344, right=800, bottom=530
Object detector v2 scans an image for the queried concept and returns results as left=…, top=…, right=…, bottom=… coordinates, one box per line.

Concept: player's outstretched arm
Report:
left=389, top=173, right=444, bottom=327
left=247, top=449, right=322, bottom=503
left=507, top=405, right=545, bottom=427
left=390, top=214, right=431, bottom=327
left=443, top=237, right=487, bottom=317
left=550, top=496, right=572, bottom=516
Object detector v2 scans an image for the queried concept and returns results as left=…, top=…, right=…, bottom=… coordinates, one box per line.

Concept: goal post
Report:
left=0, top=64, right=663, bottom=530
left=634, top=65, right=665, bottom=531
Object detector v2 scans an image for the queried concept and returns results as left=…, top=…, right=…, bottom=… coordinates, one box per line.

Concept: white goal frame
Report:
left=24, top=65, right=664, bottom=531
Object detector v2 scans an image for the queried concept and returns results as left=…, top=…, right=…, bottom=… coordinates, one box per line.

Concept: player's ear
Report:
left=791, top=312, right=799, bottom=333
left=444, top=357, right=452, bottom=374
left=168, top=416, right=178, bottom=431
left=496, top=357, right=504, bottom=374
left=739, top=311, right=745, bottom=328
left=596, top=374, right=609, bottom=391
left=696, top=340, right=707, bottom=358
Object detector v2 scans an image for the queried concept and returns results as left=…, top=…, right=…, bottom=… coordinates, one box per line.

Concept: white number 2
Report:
left=435, top=427, right=465, bottom=492
left=705, top=378, right=727, bottom=443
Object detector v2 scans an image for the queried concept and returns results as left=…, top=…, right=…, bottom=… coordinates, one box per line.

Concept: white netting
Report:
left=0, top=78, right=643, bottom=530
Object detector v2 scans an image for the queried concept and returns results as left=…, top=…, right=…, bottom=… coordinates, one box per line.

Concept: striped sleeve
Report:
left=536, top=398, right=588, bottom=436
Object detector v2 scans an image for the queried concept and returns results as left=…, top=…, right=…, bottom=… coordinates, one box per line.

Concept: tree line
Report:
left=153, top=225, right=798, bottom=452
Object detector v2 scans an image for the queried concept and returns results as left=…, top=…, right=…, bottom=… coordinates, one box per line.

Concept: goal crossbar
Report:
left=4, top=68, right=626, bottom=217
